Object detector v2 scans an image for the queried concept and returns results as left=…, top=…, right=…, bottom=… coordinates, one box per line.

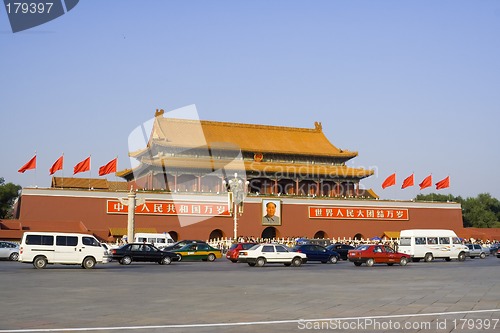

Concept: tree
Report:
left=415, top=193, right=463, bottom=203
left=0, top=178, right=21, bottom=219
left=415, top=192, right=500, bottom=228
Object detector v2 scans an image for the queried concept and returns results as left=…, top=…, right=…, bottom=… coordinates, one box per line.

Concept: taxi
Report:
left=174, top=243, right=222, bottom=262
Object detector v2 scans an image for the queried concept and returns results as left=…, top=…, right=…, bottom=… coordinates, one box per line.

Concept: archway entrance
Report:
left=261, top=227, right=277, bottom=240
left=314, top=230, right=327, bottom=239
left=168, top=231, right=179, bottom=242
left=209, top=229, right=224, bottom=240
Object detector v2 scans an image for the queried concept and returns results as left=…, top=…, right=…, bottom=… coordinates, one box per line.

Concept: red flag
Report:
left=401, top=174, right=414, bottom=189
left=419, top=175, right=432, bottom=190
left=49, top=155, right=64, bottom=175
left=435, top=176, right=450, bottom=190
left=381, top=173, right=396, bottom=189
left=74, top=156, right=91, bottom=175
left=18, top=155, right=37, bottom=173
left=99, top=158, right=117, bottom=176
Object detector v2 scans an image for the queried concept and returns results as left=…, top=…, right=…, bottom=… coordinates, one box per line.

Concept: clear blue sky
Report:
left=1, top=1, right=499, bottom=201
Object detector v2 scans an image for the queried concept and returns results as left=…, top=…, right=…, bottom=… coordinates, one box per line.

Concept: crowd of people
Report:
left=208, top=236, right=500, bottom=255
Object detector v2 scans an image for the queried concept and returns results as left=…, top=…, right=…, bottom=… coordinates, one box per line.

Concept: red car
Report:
left=348, top=244, right=410, bottom=267
left=226, top=242, right=258, bottom=263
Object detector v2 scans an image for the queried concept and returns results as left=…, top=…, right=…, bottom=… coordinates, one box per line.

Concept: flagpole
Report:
left=61, top=153, right=64, bottom=189
left=34, top=150, right=37, bottom=188
left=114, top=155, right=118, bottom=183
left=89, top=154, right=92, bottom=190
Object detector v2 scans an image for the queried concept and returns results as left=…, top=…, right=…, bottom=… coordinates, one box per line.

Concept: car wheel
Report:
left=366, top=258, right=374, bottom=267
left=292, top=257, right=302, bottom=267
left=255, top=257, right=266, bottom=267
left=458, top=252, right=466, bottom=261
left=33, top=256, right=47, bottom=269
left=399, top=257, right=408, bottom=266
left=207, top=253, right=216, bottom=262
left=480, top=252, right=486, bottom=259
left=424, top=253, right=433, bottom=262
left=9, top=252, right=19, bottom=261
left=230, top=260, right=238, bottom=263
left=120, top=256, right=132, bottom=265
left=354, top=262, right=362, bottom=266
left=329, top=256, right=338, bottom=264
left=177, top=254, right=182, bottom=262
left=161, top=256, right=172, bottom=265
left=82, top=257, right=96, bottom=269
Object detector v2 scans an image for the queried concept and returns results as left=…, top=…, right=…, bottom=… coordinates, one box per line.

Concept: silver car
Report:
left=465, top=244, right=489, bottom=259
left=0, top=241, right=20, bottom=261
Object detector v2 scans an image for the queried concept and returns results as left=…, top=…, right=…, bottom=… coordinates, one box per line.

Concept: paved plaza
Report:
left=0, top=256, right=499, bottom=333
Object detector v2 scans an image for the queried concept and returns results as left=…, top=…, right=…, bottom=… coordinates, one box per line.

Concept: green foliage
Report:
left=415, top=192, right=500, bottom=228
left=0, top=177, right=21, bottom=219
left=415, top=193, right=463, bottom=203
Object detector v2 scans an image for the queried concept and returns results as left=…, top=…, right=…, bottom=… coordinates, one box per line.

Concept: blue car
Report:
left=292, top=244, right=340, bottom=264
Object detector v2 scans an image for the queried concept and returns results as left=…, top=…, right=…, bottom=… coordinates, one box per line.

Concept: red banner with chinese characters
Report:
left=107, top=200, right=231, bottom=217
left=309, top=206, right=409, bottom=220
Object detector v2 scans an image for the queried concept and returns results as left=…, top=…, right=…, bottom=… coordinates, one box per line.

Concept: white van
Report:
left=134, top=232, right=174, bottom=248
left=19, top=232, right=106, bottom=269
left=398, top=229, right=468, bottom=262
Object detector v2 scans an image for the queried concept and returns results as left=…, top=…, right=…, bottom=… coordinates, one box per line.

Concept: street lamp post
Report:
left=224, top=173, right=248, bottom=241
left=118, top=187, right=145, bottom=243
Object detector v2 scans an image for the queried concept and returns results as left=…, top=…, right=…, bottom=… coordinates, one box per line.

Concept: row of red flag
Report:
left=381, top=173, right=450, bottom=190
left=18, top=155, right=118, bottom=176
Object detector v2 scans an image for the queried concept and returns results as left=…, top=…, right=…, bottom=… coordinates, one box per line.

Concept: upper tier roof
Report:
left=130, top=116, right=358, bottom=159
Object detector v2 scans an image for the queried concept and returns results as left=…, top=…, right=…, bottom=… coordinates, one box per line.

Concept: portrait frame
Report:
left=262, top=199, right=282, bottom=226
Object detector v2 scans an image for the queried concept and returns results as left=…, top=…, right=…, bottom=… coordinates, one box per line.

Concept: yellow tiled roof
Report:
left=130, top=117, right=357, bottom=158
left=51, top=177, right=129, bottom=190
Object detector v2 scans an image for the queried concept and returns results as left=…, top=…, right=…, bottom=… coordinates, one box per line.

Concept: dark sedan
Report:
left=292, top=244, right=340, bottom=264
left=326, top=243, right=355, bottom=260
left=110, top=243, right=179, bottom=265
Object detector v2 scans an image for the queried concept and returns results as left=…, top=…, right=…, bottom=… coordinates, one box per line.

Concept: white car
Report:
left=0, top=241, right=19, bottom=261
left=237, top=243, right=307, bottom=267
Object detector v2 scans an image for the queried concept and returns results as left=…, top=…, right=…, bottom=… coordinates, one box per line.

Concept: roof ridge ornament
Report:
left=155, top=109, right=165, bottom=117
left=314, top=121, right=322, bottom=132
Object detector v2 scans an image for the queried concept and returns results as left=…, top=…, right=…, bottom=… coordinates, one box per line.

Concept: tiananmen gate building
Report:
left=1, top=110, right=476, bottom=242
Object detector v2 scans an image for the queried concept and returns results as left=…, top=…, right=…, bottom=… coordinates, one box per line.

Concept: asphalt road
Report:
left=0, top=255, right=499, bottom=333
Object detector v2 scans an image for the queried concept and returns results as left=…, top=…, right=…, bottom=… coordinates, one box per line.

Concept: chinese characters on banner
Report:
left=309, top=206, right=409, bottom=220
left=107, top=200, right=231, bottom=217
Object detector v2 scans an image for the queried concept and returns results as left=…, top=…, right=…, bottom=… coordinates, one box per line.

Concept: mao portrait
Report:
left=262, top=200, right=281, bottom=225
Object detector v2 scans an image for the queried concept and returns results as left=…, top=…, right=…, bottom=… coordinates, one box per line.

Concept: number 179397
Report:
left=6, top=2, right=53, bottom=14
